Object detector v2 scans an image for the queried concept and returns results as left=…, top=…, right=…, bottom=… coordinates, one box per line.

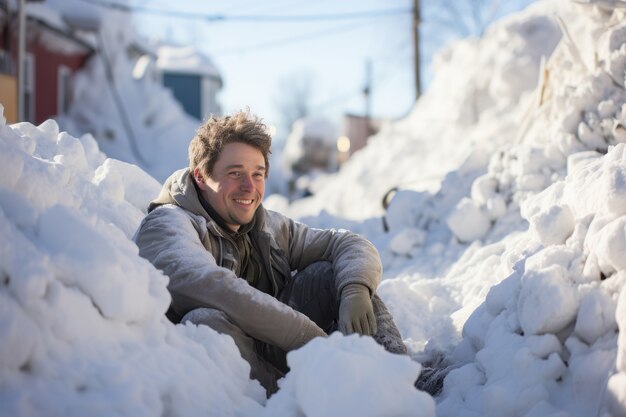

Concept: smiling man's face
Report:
left=194, top=142, right=266, bottom=231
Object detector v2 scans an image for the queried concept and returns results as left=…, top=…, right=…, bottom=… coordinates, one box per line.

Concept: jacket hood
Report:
left=148, top=168, right=207, bottom=217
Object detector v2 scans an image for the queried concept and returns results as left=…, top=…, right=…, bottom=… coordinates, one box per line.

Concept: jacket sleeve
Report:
left=134, top=205, right=325, bottom=351
left=276, top=213, right=382, bottom=296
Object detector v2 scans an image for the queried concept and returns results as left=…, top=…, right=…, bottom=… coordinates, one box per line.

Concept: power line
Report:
left=311, top=89, right=362, bottom=112
left=76, top=0, right=411, bottom=22
left=218, top=0, right=320, bottom=16
left=210, top=18, right=375, bottom=56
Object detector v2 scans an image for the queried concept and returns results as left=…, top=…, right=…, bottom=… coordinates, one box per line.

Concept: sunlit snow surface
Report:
left=2, top=0, right=626, bottom=416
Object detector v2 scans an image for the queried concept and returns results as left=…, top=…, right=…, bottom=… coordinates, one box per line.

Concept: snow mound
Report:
left=0, top=108, right=446, bottom=416
left=285, top=0, right=564, bottom=222
left=264, top=333, right=435, bottom=417
left=5, top=0, right=626, bottom=415
left=434, top=3, right=626, bottom=415
left=281, top=1, right=626, bottom=416
left=439, top=144, right=626, bottom=417
left=0, top=110, right=265, bottom=416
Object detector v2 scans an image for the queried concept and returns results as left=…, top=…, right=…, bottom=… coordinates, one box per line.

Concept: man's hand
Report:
left=339, top=284, right=377, bottom=336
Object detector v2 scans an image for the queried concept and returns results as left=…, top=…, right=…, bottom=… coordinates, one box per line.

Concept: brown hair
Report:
left=189, top=110, right=272, bottom=178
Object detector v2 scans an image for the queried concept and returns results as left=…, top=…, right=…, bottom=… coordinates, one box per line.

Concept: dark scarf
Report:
left=193, top=181, right=270, bottom=294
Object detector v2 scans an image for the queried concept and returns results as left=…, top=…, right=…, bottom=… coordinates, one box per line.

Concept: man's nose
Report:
left=240, top=175, right=253, bottom=190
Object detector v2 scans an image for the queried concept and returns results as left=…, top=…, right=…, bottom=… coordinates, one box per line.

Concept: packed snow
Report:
left=2, top=0, right=626, bottom=416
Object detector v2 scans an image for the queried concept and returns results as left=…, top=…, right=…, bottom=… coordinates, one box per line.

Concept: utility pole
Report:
left=363, top=60, right=372, bottom=119
left=18, top=0, right=26, bottom=121
left=413, top=0, right=421, bottom=100
left=363, top=59, right=372, bottom=135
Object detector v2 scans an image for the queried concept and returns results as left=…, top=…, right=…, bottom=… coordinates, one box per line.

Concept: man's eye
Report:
left=229, top=172, right=241, bottom=177
left=253, top=173, right=264, bottom=178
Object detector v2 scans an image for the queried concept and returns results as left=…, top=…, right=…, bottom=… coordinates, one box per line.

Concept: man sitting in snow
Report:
left=133, top=110, right=406, bottom=394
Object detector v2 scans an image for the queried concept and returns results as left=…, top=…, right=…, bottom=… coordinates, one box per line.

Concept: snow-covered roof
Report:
left=23, top=1, right=97, bottom=52
left=156, top=45, right=222, bottom=82
left=25, top=2, right=69, bottom=32
left=45, top=0, right=103, bottom=31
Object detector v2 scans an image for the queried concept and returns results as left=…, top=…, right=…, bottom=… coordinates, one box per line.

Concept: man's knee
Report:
left=292, top=261, right=334, bottom=284
left=281, top=261, right=339, bottom=330
left=182, top=307, right=227, bottom=325
left=182, top=308, right=244, bottom=339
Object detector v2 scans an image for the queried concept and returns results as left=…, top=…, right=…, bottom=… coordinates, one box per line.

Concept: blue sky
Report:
left=133, top=0, right=415, bottom=137
left=132, top=0, right=533, bottom=139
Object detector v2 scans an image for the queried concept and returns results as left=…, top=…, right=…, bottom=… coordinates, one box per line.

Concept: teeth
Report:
left=235, top=199, right=253, bottom=204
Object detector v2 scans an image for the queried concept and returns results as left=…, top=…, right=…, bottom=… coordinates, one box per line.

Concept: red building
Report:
left=0, top=2, right=94, bottom=124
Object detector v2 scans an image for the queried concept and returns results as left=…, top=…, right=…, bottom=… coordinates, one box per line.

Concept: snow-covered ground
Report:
left=2, top=0, right=626, bottom=416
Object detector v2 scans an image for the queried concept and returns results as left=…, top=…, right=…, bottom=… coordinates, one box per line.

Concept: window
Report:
left=57, top=65, right=71, bottom=115
left=22, top=53, right=34, bottom=122
left=0, top=49, right=13, bottom=74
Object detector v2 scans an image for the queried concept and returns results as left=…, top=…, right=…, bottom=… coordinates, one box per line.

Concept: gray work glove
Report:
left=339, top=283, right=377, bottom=336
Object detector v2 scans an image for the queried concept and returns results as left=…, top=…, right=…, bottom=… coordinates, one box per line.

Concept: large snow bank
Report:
left=0, top=106, right=435, bottom=415
left=438, top=144, right=626, bottom=417
left=0, top=109, right=266, bottom=416
left=4, top=0, right=626, bottom=415
left=273, top=0, right=626, bottom=415
left=436, top=7, right=626, bottom=414
left=282, top=0, right=564, bottom=222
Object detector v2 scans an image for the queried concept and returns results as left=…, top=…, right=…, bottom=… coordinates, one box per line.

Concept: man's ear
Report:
left=193, top=167, right=206, bottom=189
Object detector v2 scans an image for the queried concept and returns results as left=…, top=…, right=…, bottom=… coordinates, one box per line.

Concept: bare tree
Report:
left=423, top=0, right=535, bottom=40
left=273, top=70, right=315, bottom=133
left=415, top=0, right=535, bottom=90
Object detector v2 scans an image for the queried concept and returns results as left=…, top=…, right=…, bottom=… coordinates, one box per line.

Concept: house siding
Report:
left=0, top=72, right=17, bottom=122
left=0, top=14, right=92, bottom=124
left=162, top=72, right=201, bottom=120
left=30, top=39, right=89, bottom=124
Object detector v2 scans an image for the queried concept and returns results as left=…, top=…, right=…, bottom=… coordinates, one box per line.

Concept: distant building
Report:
left=283, top=116, right=339, bottom=175
left=339, top=113, right=381, bottom=161
left=156, top=45, right=223, bottom=120
left=0, top=1, right=95, bottom=124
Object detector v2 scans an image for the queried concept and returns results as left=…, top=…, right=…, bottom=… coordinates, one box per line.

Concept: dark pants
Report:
left=182, top=261, right=407, bottom=395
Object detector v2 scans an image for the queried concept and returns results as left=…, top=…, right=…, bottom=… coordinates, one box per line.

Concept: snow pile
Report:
left=4, top=0, right=626, bottom=415
left=439, top=144, right=626, bottom=417
left=381, top=2, right=626, bottom=415
left=48, top=0, right=200, bottom=183
left=0, top=106, right=437, bottom=416
left=278, top=0, right=626, bottom=415
left=283, top=0, right=564, bottom=221
left=0, top=109, right=265, bottom=416
left=263, top=333, right=435, bottom=417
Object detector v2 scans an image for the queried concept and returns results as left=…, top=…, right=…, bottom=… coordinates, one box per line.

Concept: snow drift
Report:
left=0, top=111, right=266, bottom=416
left=3, top=0, right=626, bottom=416
left=279, top=0, right=626, bottom=415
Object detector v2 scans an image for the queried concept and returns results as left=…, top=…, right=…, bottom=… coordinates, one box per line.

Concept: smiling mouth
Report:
left=234, top=199, right=253, bottom=205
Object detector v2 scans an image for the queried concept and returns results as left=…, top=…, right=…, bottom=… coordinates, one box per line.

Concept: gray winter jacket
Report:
left=134, top=168, right=382, bottom=352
